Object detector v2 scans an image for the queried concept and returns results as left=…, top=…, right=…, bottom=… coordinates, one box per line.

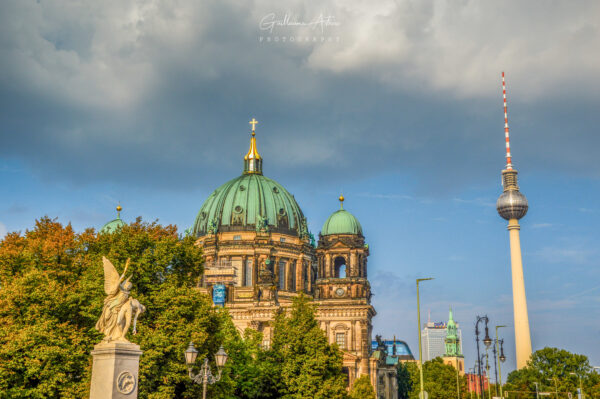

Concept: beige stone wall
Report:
left=195, top=229, right=386, bottom=395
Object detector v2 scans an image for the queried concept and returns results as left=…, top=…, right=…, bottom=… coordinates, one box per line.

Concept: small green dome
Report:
left=100, top=218, right=125, bottom=233
left=100, top=205, right=125, bottom=233
left=192, top=173, right=307, bottom=237
left=321, top=209, right=363, bottom=236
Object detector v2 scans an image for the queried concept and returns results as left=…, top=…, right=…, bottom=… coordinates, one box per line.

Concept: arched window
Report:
left=334, top=256, right=346, bottom=278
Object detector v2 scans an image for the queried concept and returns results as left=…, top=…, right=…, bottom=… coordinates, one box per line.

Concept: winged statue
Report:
left=95, top=257, right=146, bottom=343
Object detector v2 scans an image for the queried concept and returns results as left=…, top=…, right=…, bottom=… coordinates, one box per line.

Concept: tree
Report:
left=397, top=362, right=414, bottom=399
left=505, top=347, right=600, bottom=398
left=350, top=374, right=376, bottom=399
left=397, top=358, right=466, bottom=399
left=0, top=217, right=225, bottom=399
left=270, top=294, right=349, bottom=399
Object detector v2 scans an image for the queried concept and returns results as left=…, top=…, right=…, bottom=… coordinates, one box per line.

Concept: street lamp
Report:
left=570, top=372, right=584, bottom=399
left=494, top=325, right=506, bottom=398
left=468, top=368, right=475, bottom=399
left=416, top=277, right=434, bottom=399
left=482, top=351, right=492, bottom=399
left=547, top=377, right=559, bottom=399
left=534, top=382, right=540, bottom=399
left=475, top=315, right=490, bottom=397
left=184, top=342, right=228, bottom=399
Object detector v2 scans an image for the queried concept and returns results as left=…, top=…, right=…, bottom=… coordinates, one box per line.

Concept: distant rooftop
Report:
left=371, top=339, right=415, bottom=361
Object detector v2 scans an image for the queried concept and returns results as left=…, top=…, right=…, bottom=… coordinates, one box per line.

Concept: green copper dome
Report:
left=321, top=197, right=363, bottom=236
left=192, top=129, right=308, bottom=238
left=192, top=174, right=307, bottom=237
left=100, top=205, right=125, bottom=233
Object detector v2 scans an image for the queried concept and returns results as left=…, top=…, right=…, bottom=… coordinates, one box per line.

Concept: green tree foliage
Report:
left=350, top=374, right=376, bottom=399
left=0, top=217, right=226, bottom=399
left=270, top=294, right=349, bottom=399
left=504, top=347, right=600, bottom=398
left=397, top=362, right=414, bottom=399
left=397, top=358, right=466, bottom=399
left=212, top=318, right=281, bottom=399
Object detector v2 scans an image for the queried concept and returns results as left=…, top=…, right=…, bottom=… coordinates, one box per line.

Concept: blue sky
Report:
left=1, top=0, right=600, bottom=380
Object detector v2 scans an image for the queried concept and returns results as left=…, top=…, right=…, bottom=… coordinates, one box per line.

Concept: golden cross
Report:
left=249, top=118, right=258, bottom=131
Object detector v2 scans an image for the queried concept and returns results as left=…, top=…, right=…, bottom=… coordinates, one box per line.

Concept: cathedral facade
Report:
left=191, top=124, right=395, bottom=396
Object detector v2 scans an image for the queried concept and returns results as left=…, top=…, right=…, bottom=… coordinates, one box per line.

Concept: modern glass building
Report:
left=421, top=320, right=463, bottom=361
left=371, top=339, right=415, bottom=363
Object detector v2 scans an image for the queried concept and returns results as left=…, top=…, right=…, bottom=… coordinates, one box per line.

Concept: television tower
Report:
left=496, top=72, right=532, bottom=369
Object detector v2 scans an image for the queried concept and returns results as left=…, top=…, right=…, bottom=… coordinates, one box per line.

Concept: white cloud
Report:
left=534, top=245, right=597, bottom=265
left=308, top=0, right=600, bottom=100
left=532, top=223, right=554, bottom=229
left=2, top=0, right=598, bottom=114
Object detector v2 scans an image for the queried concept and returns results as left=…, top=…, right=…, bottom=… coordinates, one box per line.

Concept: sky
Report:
left=1, top=0, right=600, bottom=380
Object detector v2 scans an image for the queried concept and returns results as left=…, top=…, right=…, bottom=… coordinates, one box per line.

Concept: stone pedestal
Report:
left=90, top=342, right=142, bottom=399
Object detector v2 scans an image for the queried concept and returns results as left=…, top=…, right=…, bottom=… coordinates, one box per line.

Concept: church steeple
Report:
left=444, top=307, right=461, bottom=356
left=244, top=118, right=262, bottom=175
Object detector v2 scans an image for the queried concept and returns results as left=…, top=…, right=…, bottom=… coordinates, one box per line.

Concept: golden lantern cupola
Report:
left=244, top=118, right=262, bottom=174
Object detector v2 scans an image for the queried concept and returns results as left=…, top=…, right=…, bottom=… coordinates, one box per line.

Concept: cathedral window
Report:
left=278, top=260, right=286, bottom=290
left=244, top=260, right=253, bottom=286
left=233, top=235, right=242, bottom=241
left=336, top=332, right=346, bottom=349
left=280, top=237, right=286, bottom=242
left=334, top=256, right=346, bottom=278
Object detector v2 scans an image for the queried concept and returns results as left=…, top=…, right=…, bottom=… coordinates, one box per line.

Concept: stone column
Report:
left=253, top=256, right=259, bottom=285
left=296, top=258, right=303, bottom=292
left=241, top=255, right=247, bottom=286
left=274, top=257, right=281, bottom=287
left=350, top=251, right=357, bottom=276
left=90, top=342, right=142, bottom=399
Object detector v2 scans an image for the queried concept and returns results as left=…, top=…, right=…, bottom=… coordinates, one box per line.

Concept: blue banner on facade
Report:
left=213, top=284, right=226, bottom=306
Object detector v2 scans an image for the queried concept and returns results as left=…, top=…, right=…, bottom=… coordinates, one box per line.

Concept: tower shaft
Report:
left=508, top=219, right=532, bottom=369
left=496, top=73, right=532, bottom=369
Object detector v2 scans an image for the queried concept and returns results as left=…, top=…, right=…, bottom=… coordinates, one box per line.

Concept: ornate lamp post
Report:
left=498, top=339, right=507, bottom=398
left=416, top=277, right=434, bottom=399
left=184, top=342, right=228, bottom=399
left=494, top=325, right=506, bottom=398
left=484, top=349, right=492, bottom=399
left=547, top=377, right=559, bottom=399
left=570, top=372, right=584, bottom=399
left=475, top=316, right=491, bottom=397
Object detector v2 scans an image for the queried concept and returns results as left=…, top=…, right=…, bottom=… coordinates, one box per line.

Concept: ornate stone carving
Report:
left=255, top=215, right=270, bottom=233
left=95, top=257, right=146, bottom=343
left=116, top=371, right=136, bottom=394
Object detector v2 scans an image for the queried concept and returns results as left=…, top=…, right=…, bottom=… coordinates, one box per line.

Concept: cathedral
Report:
left=189, top=121, right=397, bottom=397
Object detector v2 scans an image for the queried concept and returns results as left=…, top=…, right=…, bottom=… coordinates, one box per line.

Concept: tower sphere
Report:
left=496, top=190, right=528, bottom=220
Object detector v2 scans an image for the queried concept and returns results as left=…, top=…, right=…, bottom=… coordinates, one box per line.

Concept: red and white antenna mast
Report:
left=502, top=72, right=513, bottom=170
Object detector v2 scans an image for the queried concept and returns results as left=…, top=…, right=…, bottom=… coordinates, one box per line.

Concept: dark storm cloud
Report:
left=1, top=0, right=599, bottom=194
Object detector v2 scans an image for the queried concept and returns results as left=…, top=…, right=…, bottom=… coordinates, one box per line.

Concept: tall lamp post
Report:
left=475, top=316, right=492, bottom=397
left=547, top=377, right=559, bottom=399
left=494, top=325, right=506, bottom=397
left=487, top=350, right=492, bottom=399
left=472, top=364, right=481, bottom=399
left=498, top=339, right=507, bottom=398
left=481, top=351, right=492, bottom=399
left=416, top=277, right=434, bottom=399
left=184, top=342, right=228, bottom=399
left=570, top=372, right=584, bottom=399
